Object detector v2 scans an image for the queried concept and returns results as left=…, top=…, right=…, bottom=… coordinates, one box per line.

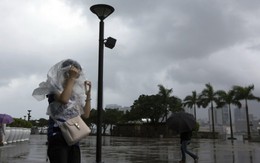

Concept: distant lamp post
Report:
left=27, top=110, right=32, bottom=121
left=90, top=4, right=116, bottom=163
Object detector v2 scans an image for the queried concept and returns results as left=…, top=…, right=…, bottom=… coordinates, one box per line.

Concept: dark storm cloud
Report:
left=1, top=0, right=260, bottom=119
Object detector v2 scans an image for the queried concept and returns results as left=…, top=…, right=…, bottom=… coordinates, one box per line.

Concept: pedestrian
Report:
left=179, top=130, right=198, bottom=163
left=32, top=59, right=92, bottom=163
left=0, top=123, right=5, bottom=146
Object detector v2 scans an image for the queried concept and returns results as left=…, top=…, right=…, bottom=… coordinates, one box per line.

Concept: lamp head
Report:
left=105, top=37, right=116, bottom=49
left=90, top=4, right=114, bottom=20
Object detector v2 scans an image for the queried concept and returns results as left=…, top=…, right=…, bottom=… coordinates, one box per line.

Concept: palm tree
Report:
left=233, top=85, right=260, bottom=140
left=216, top=89, right=241, bottom=140
left=183, top=91, right=200, bottom=121
left=199, top=83, right=219, bottom=138
left=157, top=84, right=173, bottom=122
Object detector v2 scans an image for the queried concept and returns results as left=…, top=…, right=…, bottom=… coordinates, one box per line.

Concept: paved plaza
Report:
left=1, top=135, right=260, bottom=163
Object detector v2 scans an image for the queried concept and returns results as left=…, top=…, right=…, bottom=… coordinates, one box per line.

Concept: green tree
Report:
left=8, top=118, right=32, bottom=128
left=37, top=118, right=48, bottom=127
left=157, top=84, right=173, bottom=122
left=183, top=91, right=200, bottom=121
left=122, top=110, right=133, bottom=123
left=233, top=85, right=260, bottom=140
left=216, top=89, right=241, bottom=140
left=129, top=94, right=147, bottom=122
left=30, top=118, right=48, bottom=127
left=199, top=83, right=219, bottom=138
left=167, top=96, right=183, bottom=113
left=84, top=109, right=98, bottom=131
left=130, top=94, right=165, bottom=123
left=103, top=108, right=124, bottom=134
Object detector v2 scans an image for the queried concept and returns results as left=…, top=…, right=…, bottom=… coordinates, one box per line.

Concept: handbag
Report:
left=58, top=115, right=91, bottom=146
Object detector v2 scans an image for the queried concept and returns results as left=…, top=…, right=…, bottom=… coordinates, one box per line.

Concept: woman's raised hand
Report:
left=84, top=80, right=92, bottom=96
left=68, top=65, right=80, bottom=79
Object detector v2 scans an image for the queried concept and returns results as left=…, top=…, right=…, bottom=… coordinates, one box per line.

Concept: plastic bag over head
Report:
left=32, top=59, right=87, bottom=103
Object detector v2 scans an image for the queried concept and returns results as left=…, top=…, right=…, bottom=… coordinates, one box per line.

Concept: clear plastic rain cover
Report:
left=32, top=59, right=87, bottom=121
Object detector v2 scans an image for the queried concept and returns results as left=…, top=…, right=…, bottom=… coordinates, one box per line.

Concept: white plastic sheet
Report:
left=32, top=59, right=87, bottom=121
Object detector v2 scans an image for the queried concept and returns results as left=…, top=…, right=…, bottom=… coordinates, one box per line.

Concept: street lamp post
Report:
left=27, top=110, right=31, bottom=121
left=90, top=4, right=115, bottom=163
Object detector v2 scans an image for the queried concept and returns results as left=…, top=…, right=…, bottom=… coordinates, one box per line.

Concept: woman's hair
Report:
left=61, top=59, right=82, bottom=71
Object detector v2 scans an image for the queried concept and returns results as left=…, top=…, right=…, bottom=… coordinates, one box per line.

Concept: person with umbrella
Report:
left=0, top=123, right=4, bottom=146
left=166, top=112, right=198, bottom=163
left=0, top=114, right=14, bottom=146
left=179, top=130, right=198, bottom=163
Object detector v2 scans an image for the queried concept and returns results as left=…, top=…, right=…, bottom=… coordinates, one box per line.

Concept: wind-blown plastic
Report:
left=32, top=59, right=87, bottom=121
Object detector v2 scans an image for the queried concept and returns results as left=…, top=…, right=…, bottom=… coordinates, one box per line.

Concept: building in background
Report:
left=105, top=104, right=130, bottom=113
left=208, top=106, right=229, bottom=133
left=184, top=106, right=260, bottom=136
left=234, top=107, right=247, bottom=133
left=234, top=107, right=259, bottom=134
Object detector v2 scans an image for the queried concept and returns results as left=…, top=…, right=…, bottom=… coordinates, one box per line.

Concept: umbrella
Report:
left=0, top=114, right=13, bottom=124
left=166, top=112, right=196, bottom=133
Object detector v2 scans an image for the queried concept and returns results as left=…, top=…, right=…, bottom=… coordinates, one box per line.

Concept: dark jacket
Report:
left=180, top=131, right=192, bottom=143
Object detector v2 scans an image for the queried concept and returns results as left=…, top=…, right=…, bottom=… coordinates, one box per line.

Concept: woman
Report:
left=33, top=59, right=91, bottom=163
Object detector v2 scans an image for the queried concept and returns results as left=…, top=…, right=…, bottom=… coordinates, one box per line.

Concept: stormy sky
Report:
left=1, top=0, right=260, bottom=120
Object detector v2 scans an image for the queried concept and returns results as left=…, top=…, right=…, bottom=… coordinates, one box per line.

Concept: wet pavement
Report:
left=1, top=135, right=260, bottom=163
